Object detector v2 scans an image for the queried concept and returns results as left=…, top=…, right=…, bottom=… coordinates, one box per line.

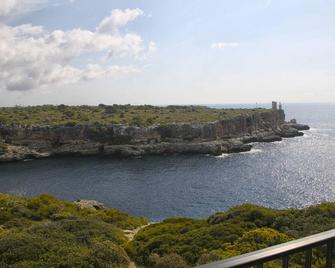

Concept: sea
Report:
left=0, top=103, right=334, bottom=221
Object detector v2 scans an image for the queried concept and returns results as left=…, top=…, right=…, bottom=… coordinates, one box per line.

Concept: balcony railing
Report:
left=197, top=229, right=335, bottom=268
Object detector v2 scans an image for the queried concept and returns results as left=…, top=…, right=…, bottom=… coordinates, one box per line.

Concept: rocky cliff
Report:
left=0, top=108, right=309, bottom=162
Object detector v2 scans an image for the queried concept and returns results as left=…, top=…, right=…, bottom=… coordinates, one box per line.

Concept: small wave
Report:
left=319, top=133, right=331, bottom=137
left=272, top=140, right=283, bottom=144
left=216, top=149, right=263, bottom=157
left=241, top=148, right=263, bottom=154
left=308, top=127, right=335, bottom=132
left=215, top=153, right=230, bottom=158
left=317, top=128, right=334, bottom=131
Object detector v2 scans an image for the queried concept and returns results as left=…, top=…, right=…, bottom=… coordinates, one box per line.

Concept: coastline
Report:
left=0, top=109, right=309, bottom=163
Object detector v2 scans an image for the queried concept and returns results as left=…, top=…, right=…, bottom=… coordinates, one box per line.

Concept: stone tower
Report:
left=272, top=101, right=278, bottom=110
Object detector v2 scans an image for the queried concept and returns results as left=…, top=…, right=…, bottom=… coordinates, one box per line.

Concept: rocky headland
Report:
left=0, top=103, right=309, bottom=163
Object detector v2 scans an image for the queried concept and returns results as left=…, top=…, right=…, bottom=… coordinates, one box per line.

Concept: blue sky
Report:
left=0, top=0, right=334, bottom=106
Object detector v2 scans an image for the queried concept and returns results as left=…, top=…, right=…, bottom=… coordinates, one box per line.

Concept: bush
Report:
left=230, top=228, right=291, bottom=253
left=0, top=193, right=148, bottom=267
left=197, top=251, right=220, bottom=265
left=0, top=105, right=269, bottom=127
left=2, top=193, right=335, bottom=267
left=129, top=203, right=335, bottom=267
left=150, top=253, right=189, bottom=268
left=64, top=121, right=77, bottom=127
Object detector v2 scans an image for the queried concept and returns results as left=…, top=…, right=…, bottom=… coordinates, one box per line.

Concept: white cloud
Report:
left=0, top=0, right=85, bottom=18
left=81, top=65, right=140, bottom=80
left=0, top=0, right=49, bottom=17
left=97, top=8, right=144, bottom=34
left=0, top=8, right=152, bottom=91
left=211, top=42, right=240, bottom=49
left=0, top=0, right=16, bottom=16
left=148, top=41, right=157, bottom=55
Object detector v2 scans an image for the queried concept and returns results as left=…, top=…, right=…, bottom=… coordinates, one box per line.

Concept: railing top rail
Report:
left=197, top=229, right=335, bottom=268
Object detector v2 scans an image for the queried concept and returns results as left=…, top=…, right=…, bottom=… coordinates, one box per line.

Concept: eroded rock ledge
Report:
left=0, top=108, right=309, bottom=162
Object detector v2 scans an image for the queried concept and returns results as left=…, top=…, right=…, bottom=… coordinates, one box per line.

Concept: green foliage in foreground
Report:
left=128, top=203, right=335, bottom=267
left=0, top=105, right=268, bottom=127
left=1, top=193, right=335, bottom=268
left=0, top=193, right=147, bottom=267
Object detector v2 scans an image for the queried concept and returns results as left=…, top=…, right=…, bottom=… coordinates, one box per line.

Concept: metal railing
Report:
left=197, top=229, right=335, bottom=268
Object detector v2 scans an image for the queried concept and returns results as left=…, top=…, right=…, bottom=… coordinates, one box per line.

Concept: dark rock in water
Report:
left=288, top=123, right=310, bottom=131
left=241, top=135, right=258, bottom=143
left=0, top=145, right=50, bottom=162
left=227, top=142, right=252, bottom=153
left=74, top=199, right=105, bottom=210
left=258, top=135, right=282, bottom=143
left=281, top=122, right=310, bottom=131
left=279, top=126, right=304, bottom=138
left=104, top=141, right=224, bottom=157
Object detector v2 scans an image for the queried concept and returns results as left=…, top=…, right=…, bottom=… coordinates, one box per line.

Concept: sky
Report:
left=0, top=0, right=334, bottom=106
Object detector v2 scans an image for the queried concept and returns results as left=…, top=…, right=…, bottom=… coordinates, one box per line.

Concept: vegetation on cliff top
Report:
left=1, top=193, right=333, bottom=267
left=0, top=105, right=268, bottom=127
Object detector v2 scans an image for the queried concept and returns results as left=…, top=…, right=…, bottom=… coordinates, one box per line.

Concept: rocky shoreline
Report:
left=0, top=106, right=309, bottom=163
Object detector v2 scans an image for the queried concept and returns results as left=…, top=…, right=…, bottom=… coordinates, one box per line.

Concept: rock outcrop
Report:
left=74, top=199, right=105, bottom=210
left=0, top=107, right=309, bottom=162
left=0, top=145, right=50, bottom=162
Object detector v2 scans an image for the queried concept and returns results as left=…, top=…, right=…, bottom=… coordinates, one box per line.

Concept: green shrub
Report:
left=0, top=105, right=269, bottom=127
left=2, top=193, right=335, bottom=267
left=229, top=228, right=291, bottom=253
left=197, top=251, right=220, bottom=265
left=129, top=203, right=335, bottom=267
left=150, top=253, right=189, bottom=268
left=0, top=193, right=150, bottom=267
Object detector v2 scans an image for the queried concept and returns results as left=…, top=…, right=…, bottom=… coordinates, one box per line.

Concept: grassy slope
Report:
left=0, top=105, right=268, bottom=127
left=1, top=193, right=332, bottom=267
left=0, top=194, right=147, bottom=267
left=128, top=203, right=335, bottom=267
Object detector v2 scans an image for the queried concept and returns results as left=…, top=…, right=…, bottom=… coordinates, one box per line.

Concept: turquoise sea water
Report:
left=0, top=103, right=334, bottom=221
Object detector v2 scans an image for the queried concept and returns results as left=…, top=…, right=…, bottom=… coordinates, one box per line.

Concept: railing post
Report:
left=327, top=240, right=334, bottom=268
left=282, top=255, right=289, bottom=268
left=305, top=248, right=312, bottom=268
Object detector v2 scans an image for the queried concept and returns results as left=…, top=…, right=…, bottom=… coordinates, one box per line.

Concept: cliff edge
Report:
left=0, top=103, right=309, bottom=162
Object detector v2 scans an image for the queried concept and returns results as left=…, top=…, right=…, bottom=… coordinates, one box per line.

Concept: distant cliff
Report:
left=0, top=105, right=309, bottom=162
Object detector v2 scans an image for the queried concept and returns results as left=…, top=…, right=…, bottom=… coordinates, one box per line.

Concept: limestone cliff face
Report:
left=157, top=110, right=285, bottom=141
left=0, top=110, right=284, bottom=146
left=0, top=108, right=304, bottom=161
